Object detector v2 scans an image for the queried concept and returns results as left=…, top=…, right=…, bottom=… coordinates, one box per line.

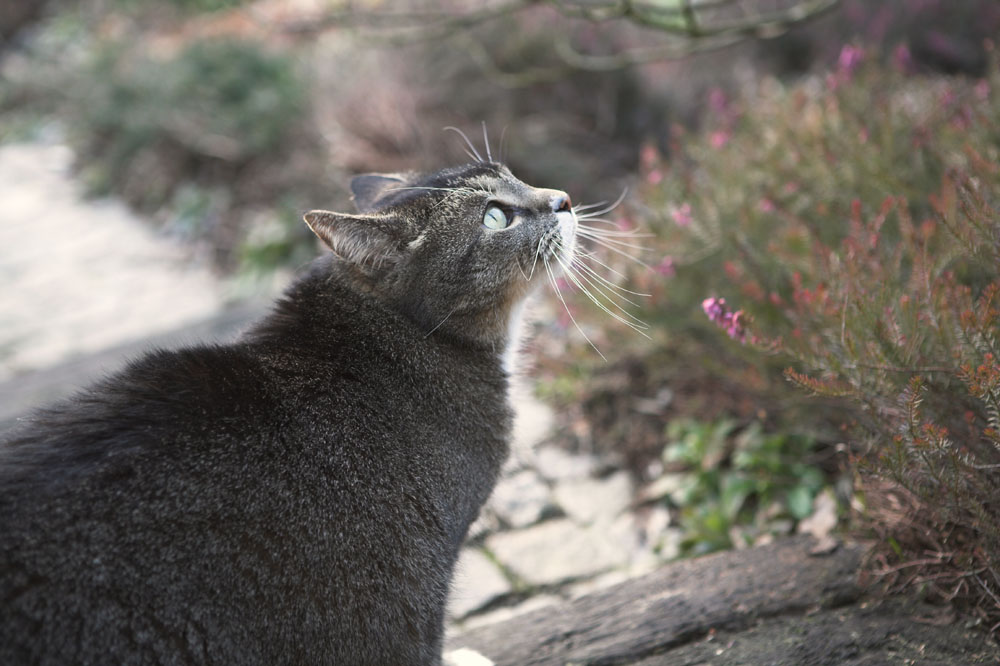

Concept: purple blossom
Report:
left=671, top=203, right=693, bottom=227
left=656, top=256, right=676, bottom=277
left=702, top=297, right=747, bottom=343
left=702, top=297, right=726, bottom=323
left=838, top=45, right=864, bottom=75
left=893, top=44, right=914, bottom=73
left=709, top=130, right=730, bottom=149
left=708, top=87, right=728, bottom=115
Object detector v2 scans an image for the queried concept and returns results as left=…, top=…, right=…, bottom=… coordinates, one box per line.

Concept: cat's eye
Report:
left=483, top=205, right=510, bottom=230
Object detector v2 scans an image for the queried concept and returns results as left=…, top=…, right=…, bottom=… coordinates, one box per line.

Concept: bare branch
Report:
left=261, top=0, right=842, bottom=78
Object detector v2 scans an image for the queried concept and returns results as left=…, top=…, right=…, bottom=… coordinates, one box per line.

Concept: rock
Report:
left=505, top=382, right=553, bottom=473
left=636, top=473, right=686, bottom=505
left=656, top=527, right=684, bottom=561
left=485, top=519, right=631, bottom=587
left=455, top=594, right=562, bottom=634
left=552, top=471, right=632, bottom=525
left=532, top=445, right=597, bottom=482
left=487, top=469, right=551, bottom=529
left=465, top=509, right=501, bottom=542
left=448, top=548, right=512, bottom=620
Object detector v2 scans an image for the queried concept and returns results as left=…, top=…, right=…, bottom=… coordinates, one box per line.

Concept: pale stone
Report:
left=656, top=527, right=684, bottom=561
left=448, top=548, right=512, bottom=620
left=454, top=594, right=561, bottom=633
left=505, top=381, right=553, bottom=473
left=532, top=445, right=597, bottom=482
left=637, top=473, right=687, bottom=504
left=486, top=519, right=630, bottom=587
left=487, top=469, right=551, bottom=529
left=552, top=471, right=633, bottom=525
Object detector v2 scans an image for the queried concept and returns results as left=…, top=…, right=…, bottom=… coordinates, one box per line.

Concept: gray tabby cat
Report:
left=0, top=160, right=578, bottom=665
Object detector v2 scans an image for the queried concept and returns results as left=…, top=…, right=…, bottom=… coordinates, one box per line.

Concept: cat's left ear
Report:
left=350, top=173, right=410, bottom=213
left=303, top=210, right=412, bottom=271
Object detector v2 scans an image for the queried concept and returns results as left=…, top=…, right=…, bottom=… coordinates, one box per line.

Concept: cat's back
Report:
left=0, top=272, right=510, bottom=665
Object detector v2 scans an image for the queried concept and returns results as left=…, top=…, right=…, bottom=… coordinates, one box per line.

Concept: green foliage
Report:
left=237, top=199, right=317, bottom=275
left=71, top=38, right=305, bottom=207
left=628, top=49, right=1000, bottom=626
left=663, top=420, right=825, bottom=556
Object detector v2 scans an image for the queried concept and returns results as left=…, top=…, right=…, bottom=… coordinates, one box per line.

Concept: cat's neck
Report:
left=253, top=258, right=529, bottom=376
left=248, top=259, right=522, bottom=376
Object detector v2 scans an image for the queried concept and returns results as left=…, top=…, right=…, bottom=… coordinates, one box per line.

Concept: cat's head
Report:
left=304, top=162, right=577, bottom=353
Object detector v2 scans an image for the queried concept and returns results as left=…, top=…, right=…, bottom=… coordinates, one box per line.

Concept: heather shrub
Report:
left=619, top=49, right=1000, bottom=629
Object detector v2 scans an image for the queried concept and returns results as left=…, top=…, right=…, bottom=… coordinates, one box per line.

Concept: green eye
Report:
left=483, top=205, right=509, bottom=230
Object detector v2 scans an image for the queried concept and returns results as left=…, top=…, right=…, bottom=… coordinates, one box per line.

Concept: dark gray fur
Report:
left=0, top=162, right=575, bottom=665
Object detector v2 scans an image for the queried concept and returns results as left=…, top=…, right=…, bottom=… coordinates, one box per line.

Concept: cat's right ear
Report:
left=350, top=173, right=409, bottom=213
left=303, top=210, right=410, bottom=272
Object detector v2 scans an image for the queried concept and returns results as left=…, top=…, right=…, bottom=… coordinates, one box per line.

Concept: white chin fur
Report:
left=556, top=209, right=577, bottom=262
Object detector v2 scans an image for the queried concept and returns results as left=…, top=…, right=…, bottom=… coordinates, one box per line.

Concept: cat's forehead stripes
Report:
left=447, top=163, right=566, bottom=213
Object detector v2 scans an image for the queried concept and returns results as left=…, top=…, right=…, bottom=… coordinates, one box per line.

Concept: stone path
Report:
left=0, top=140, right=225, bottom=382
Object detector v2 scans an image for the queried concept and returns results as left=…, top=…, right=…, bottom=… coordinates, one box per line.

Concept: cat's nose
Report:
left=550, top=193, right=572, bottom=213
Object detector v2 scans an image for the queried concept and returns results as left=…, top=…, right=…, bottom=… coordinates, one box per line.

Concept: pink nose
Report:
left=551, top=193, right=572, bottom=212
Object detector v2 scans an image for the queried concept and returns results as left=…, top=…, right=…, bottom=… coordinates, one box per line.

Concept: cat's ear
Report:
left=304, top=210, right=411, bottom=271
left=350, top=173, right=410, bottom=213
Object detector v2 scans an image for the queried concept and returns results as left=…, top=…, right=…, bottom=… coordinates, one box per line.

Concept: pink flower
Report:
left=702, top=297, right=726, bottom=323
left=838, top=45, right=864, bottom=75
left=639, top=144, right=659, bottom=170
left=655, top=256, right=676, bottom=277
left=758, top=198, right=776, bottom=213
left=892, top=44, right=913, bottom=74
left=709, top=131, right=730, bottom=149
left=702, top=296, right=748, bottom=343
left=616, top=215, right=635, bottom=231
left=725, top=311, right=747, bottom=342
left=671, top=203, right=693, bottom=227
left=646, top=169, right=664, bottom=185
left=975, top=79, right=990, bottom=101
left=708, top=87, right=728, bottom=115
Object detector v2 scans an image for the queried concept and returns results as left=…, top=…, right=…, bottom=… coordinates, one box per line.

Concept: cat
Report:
left=0, top=159, right=578, bottom=665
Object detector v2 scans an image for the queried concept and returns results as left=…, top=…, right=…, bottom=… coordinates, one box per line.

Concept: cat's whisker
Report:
left=423, top=305, right=459, bottom=339
left=576, top=223, right=653, bottom=239
left=572, top=257, right=651, bottom=298
left=482, top=122, right=493, bottom=163
left=576, top=233, right=651, bottom=268
left=553, top=251, right=650, bottom=335
left=574, top=249, right=633, bottom=282
left=499, top=125, right=509, bottom=165
left=529, top=228, right=549, bottom=280
left=444, top=126, right=484, bottom=162
left=572, top=263, right=646, bottom=309
left=572, top=216, right=623, bottom=228
left=515, top=255, right=529, bottom=281
left=386, top=186, right=465, bottom=193
left=572, top=200, right=609, bottom=213
left=544, top=259, right=606, bottom=361
left=576, top=229, right=650, bottom=252
left=572, top=187, right=628, bottom=218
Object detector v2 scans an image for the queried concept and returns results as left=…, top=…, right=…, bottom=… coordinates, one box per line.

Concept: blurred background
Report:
left=2, top=0, right=999, bottom=636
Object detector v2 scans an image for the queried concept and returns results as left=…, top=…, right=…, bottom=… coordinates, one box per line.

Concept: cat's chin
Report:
left=555, top=208, right=578, bottom=263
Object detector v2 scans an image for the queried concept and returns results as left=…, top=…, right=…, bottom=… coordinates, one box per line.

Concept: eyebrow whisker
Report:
left=444, top=126, right=484, bottom=162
